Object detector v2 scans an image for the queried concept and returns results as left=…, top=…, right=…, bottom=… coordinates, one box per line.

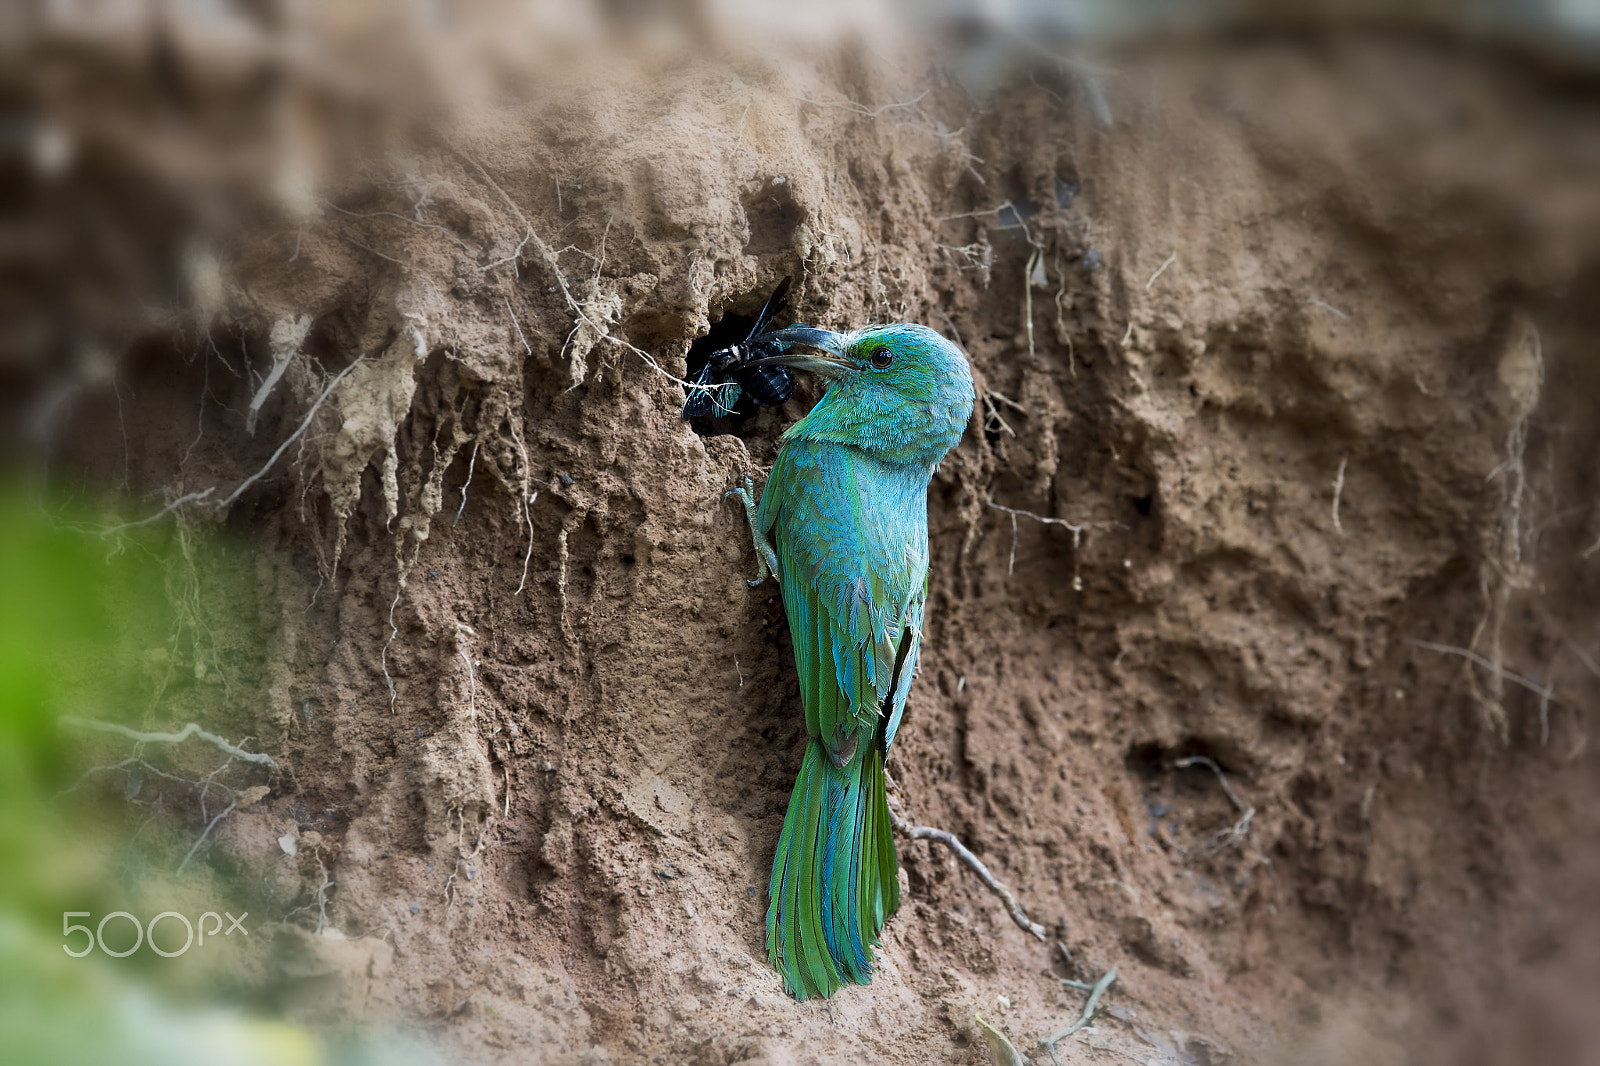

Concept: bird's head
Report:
left=746, top=323, right=975, bottom=465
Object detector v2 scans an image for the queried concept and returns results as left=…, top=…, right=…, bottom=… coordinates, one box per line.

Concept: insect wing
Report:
left=746, top=276, right=792, bottom=341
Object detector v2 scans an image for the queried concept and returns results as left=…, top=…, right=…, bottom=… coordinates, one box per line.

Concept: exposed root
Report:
left=216, top=357, right=364, bottom=510
left=454, top=441, right=478, bottom=526
left=933, top=307, right=966, bottom=349
left=889, top=807, right=1046, bottom=941
left=504, top=295, right=532, bottom=356
left=1030, top=69, right=1065, bottom=103
left=177, top=777, right=236, bottom=875
left=285, top=850, right=335, bottom=934
left=555, top=525, right=570, bottom=623
left=1173, top=755, right=1255, bottom=853
left=1080, top=74, right=1114, bottom=128
left=1466, top=315, right=1544, bottom=741
left=795, top=89, right=929, bottom=118
left=932, top=239, right=995, bottom=281
left=443, top=805, right=488, bottom=908
left=61, top=756, right=240, bottom=876
left=1024, top=247, right=1041, bottom=360
left=1539, top=674, right=1555, bottom=746
left=324, top=200, right=476, bottom=255
left=1082, top=877, right=1141, bottom=909
left=455, top=623, right=478, bottom=722
left=1407, top=638, right=1561, bottom=705
left=59, top=716, right=278, bottom=770
left=986, top=390, right=1027, bottom=416
left=245, top=315, right=311, bottom=436
left=98, top=488, right=215, bottom=538
left=509, top=412, right=538, bottom=596
left=1309, top=297, right=1350, bottom=320
left=382, top=585, right=401, bottom=713
left=1563, top=635, right=1600, bottom=684
left=1145, top=251, right=1177, bottom=290
left=981, top=392, right=1018, bottom=440
left=136, top=507, right=236, bottom=701
left=1464, top=565, right=1510, bottom=741
left=935, top=199, right=1023, bottom=225
left=516, top=491, right=539, bottom=596
left=112, top=376, right=130, bottom=490
left=312, top=851, right=333, bottom=934
left=1053, top=252, right=1076, bottom=378
left=1332, top=456, right=1347, bottom=535
left=1006, top=512, right=1019, bottom=575
left=984, top=496, right=1089, bottom=581
left=458, top=147, right=687, bottom=392
left=335, top=230, right=406, bottom=265
left=180, top=338, right=213, bottom=469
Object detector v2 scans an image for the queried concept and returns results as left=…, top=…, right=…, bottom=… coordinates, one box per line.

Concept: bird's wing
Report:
left=763, top=444, right=925, bottom=756
left=877, top=576, right=925, bottom=755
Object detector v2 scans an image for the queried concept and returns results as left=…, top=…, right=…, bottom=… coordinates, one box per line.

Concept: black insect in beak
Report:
left=680, top=277, right=797, bottom=421
left=743, top=326, right=854, bottom=380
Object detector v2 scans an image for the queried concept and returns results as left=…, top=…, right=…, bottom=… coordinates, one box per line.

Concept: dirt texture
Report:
left=9, top=16, right=1600, bottom=1066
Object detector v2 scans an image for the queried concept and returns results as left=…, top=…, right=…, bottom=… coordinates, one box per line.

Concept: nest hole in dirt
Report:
left=682, top=281, right=804, bottom=438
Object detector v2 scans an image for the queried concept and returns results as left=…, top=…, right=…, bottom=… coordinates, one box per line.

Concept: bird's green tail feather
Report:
left=767, top=739, right=900, bottom=999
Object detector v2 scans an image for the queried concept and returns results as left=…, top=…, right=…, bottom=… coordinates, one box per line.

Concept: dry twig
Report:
left=1040, top=965, right=1118, bottom=1061
left=889, top=808, right=1046, bottom=940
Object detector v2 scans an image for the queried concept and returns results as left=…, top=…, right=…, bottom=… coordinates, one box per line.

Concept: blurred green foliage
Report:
left=0, top=482, right=329, bottom=1066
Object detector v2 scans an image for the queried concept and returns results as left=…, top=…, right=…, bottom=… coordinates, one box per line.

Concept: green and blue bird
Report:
left=727, top=320, right=974, bottom=999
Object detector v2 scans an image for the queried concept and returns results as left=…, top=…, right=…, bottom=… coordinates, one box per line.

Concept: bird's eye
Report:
left=869, top=346, right=894, bottom=369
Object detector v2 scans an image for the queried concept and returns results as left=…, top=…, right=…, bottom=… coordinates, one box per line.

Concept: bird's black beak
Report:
left=744, top=326, right=854, bottom=380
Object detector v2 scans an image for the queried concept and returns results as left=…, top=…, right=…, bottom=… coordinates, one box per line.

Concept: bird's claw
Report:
left=726, top=476, right=780, bottom=587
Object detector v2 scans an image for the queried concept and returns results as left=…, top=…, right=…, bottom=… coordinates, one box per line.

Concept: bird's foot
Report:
left=725, top=476, right=780, bottom=587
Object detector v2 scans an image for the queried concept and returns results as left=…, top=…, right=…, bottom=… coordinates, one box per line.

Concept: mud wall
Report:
left=8, top=18, right=1600, bottom=1066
